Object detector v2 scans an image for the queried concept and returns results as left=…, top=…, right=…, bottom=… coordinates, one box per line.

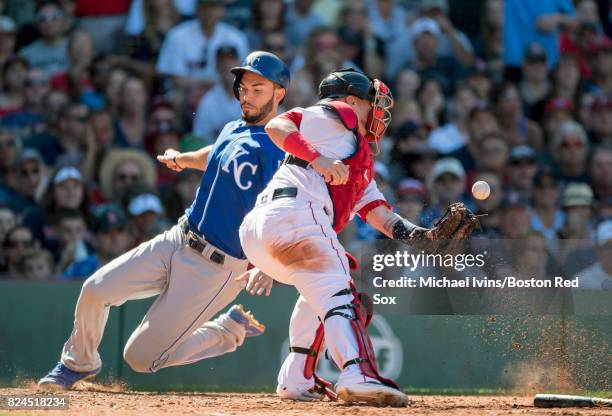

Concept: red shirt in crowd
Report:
left=74, top=0, right=131, bottom=16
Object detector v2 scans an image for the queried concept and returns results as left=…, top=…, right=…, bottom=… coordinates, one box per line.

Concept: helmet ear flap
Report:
left=232, top=72, right=243, bottom=100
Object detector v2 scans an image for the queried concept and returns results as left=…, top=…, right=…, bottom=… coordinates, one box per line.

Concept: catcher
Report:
left=239, top=68, right=478, bottom=406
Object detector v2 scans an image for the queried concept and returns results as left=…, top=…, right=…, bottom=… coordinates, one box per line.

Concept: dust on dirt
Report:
left=2, top=387, right=612, bottom=416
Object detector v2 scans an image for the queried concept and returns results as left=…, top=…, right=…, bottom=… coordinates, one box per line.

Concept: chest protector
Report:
left=318, top=101, right=374, bottom=233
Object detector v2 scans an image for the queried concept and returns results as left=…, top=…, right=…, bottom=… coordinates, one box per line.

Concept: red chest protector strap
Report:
left=318, top=100, right=358, bottom=132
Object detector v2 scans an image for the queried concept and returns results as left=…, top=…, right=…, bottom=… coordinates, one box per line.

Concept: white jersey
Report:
left=265, top=105, right=386, bottom=223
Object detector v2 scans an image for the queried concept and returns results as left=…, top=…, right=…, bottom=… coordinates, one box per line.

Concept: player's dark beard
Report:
left=241, top=95, right=275, bottom=124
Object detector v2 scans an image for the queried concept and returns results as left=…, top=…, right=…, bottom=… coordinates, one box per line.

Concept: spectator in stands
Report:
left=102, top=66, right=127, bottom=117
left=542, top=96, right=575, bottom=146
left=0, top=204, right=17, bottom=244
left=493, top=82, right=543, bottom=149
left=5, top=149, right=48, bottom=212
left=474, top=0, right=503, bottom=77
left=557, top=183, right=595, bottom=261
left=156, top=0, right=248, bottom=93
left=146, top=121, right=181, bottom=186
left=53, top=102, right=93, bottom=167
left=336, top=1, right=383, bottom=78
left=20, top=248, right=54, bottom=281
left=0, top=129, right=19, bottom=189
left=126, top=190, right=170, bottom=245
left=472, top=132, right=509, bottom=179
left=0, top=16, right=17, bottom=82
left=146, top=97, right=180, bottom=139
left=553, top=120, right=590, bottom=183
left=386, top=0, right=474, bottom=80
left=505, top=145, right=538, bottom=200
left=53, top=209, right=97, bottom=279
left=422, top=157, right=467, bottom=226
left=498, top=193, right=532, bottom=238
left=98, top=148, right=156, bottom=203
left=389, top=120, right=429, bottom=180
left=260, top=30, right=293, bottom=71
left=1, top=225, right=38, bottom=279
left=285, top=0, right=324, bottom=48
left=589, top=96, right=612, bottom=145
left=471, top=171, right=502, bottom=237
left=367, top=0, right=408, bottom=50
left=584, top=36, right=612, bottom=97
left=417, top=77, right=445, bottom=130
left=531, top=167, right=565, bottom=247
left=85, top=108, right=114, bottom=181
left=575, top=220, right=612, bottom=290
left=551, top=51, right=581, bottom=103
left=117, top=0, right=180, bottom=88
left=288, top=27, right=344, bottom=108
left=113, top=75, right=147, bottom=148
left=465, top=62, right=494, bottom=101
left=588, top=146, right=612, bottom=201
left=0, top=55, right=28, bottom=116
left=23, top=165, right=88, bottom=241
left=503, top=0, right=576, bottom=74
left=19, top=1, right=69, bottom=78
left=161, top=168, right=200, bottom=221
left=74, top=0, right=130, bottom=54
left=428, top=84, right=478, bottom=154
left=394, top=69, right=421, bottom=102
left=90, top=204, right=132, bottom=267
left=395, top=178, right=427, bottom=226
left=22, top=89, right=69, bottom=165
left=1, top=68, right=49, bottom=139
left=393, top=18, right=465, bottom=93
left=519, top=43, right=552, bottom=122
left=50, top=29, right=95, bottom=103
left=450, top=103, right=500, bottom=172
left=247, top=0, right=286, bottom=49
left=193, top=46, right=241, bottom=143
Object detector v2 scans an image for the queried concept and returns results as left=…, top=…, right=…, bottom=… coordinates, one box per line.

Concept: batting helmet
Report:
left=231, top=51, right=290, bottom=100
left=318, top=68, right=376, bottom=102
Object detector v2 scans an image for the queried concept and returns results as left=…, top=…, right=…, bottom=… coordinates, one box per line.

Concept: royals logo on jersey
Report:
left=185, top=120, right=285, bottom=259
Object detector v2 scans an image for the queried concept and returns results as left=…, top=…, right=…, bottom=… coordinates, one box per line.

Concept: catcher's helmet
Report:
left=318, top=68, right=376, bottom=102
left=231, top=51, right=290, bottom=100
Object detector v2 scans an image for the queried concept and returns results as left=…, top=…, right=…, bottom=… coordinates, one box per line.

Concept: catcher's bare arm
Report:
left=366, top=203, right=480, bottom=242
left=157, top=145, right=213, bottom=172
left=365, top=206, right=427, bottom=240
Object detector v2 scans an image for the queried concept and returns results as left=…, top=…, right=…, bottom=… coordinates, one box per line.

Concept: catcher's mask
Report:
left=318, top=69, right=393, bottom=152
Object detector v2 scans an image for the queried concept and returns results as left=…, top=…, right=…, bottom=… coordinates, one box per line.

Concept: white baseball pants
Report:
left=239, top=196, right=367, bottom=392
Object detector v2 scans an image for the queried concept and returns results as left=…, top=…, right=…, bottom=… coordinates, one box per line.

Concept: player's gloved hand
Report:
left=311, top=155, right=349, bottom=185
left=235, top=268, right=273, bottom=296
left=157, top=148, right=184, bottom=172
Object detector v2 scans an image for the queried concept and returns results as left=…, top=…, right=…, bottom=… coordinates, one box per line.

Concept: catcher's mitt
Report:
left=407, top=203, right=480, bottom=253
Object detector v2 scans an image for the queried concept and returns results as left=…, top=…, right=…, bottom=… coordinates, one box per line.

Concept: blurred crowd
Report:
left=0, top=0, right=610, bottom=288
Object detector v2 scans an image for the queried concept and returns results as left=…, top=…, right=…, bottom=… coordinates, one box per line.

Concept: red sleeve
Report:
left=357, top=199, right=392, bottom=222
left=278, top=109, right=303, bottom=128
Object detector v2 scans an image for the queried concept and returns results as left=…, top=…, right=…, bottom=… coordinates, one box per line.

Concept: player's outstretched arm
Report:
left=156, top=145, right=213, bottom=172
left=365, top=205, right=429, bottom=240
left=265, top=116, right=349, bottom=185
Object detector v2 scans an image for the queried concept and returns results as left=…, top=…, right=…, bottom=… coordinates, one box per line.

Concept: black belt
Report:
left=258, top=187, right=297, bottom=205
left=283, top=154, right=309, bottom=169
left=180, top=220, right=225, bottom=265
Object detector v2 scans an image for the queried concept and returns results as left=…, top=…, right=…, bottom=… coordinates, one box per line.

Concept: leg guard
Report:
left=289, top=324, right=337, bottom=400
left=324, top=284, right=400, bottom=390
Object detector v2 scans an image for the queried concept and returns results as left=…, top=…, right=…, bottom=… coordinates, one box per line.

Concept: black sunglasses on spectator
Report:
left=37, top=10, right=64, bottom=23
left=7, top=239, right=33, bottom=248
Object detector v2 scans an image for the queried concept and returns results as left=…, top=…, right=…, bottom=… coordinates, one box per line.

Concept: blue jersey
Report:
left=185, top=120, right=285, bottom=259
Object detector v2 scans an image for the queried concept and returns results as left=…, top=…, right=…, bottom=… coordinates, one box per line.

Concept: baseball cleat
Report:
left=38, top=362, right=101, bottom=390
left=278, top=387, right=324, bottom=401
left=336, top=381, right=409, bottom=407
left=227, top=304, right=265, bottom=337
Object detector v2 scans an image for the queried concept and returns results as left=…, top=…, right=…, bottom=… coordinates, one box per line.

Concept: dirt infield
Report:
left=1, top=387, right=612, bottom=415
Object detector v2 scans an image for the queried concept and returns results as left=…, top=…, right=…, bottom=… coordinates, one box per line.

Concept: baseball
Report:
left=472, top=181, right=490, bottom=200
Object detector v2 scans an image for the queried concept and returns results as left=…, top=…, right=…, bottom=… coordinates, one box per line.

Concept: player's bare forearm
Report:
left=158, top=145, right=213, bottom=172
left=365, top=206, right=404, bottom=239
left=178, top=145, right=213, bottom=171
left=365, top=205, right=425, bottom=240
left=264, top=116, right=298, bottom=150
